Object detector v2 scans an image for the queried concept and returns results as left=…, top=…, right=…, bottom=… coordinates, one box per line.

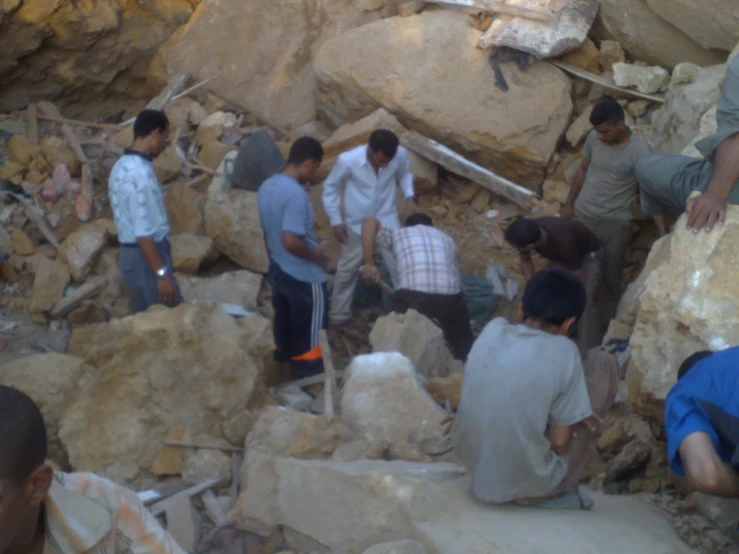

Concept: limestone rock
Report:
left=612, top=63, right=670, bottom=94
left=542, top=179, right=570, bottom=204
left=598, top=40, right=626, bottom=73
left=153, top=146, right=182, bottom=183
left=150, top=424, right=191, bottom=476
left=597, top=422, right=628, bottom=456
left=164, top=181, right=206, bottom=235
left=627, top=208, right=739, bottom=421
left=41, top=137, right=81, bottom=176
left=150, top=0, right=380, bottom=130
left=66, top=301, right=110, bottom=325
left=59, top=302, right=263, bottom=471
left=425, top=373, right=463, bottom=410
left=8, top=134, right=39, bottom=166
left=249, top=406, right=354, bottom=459
left=188, top=101, right=208, bottom=126
left=407, top=150, right=437, bottom=194
left=314, top=10, right=573, bottom=188
left=199, top=140, right=236, bottom=170
left=681, top=106, right=718, bottom=158
left=362, top=541, right=427, bottom=554
left=627, top=100, right=651, bottom=118
left=178, top=270, right=263, bottom=307
left=91, top=247, right=132, bottom=319
left=358, top=0, right=386, bottom=11
left=398, top=0, right=425, bottom=17
left=57, top=224, right=108, bottom=282
left=182, top=448, right=232, bottom=485
left=644, top=0, right=739, bottom=53
left=196, top=111, right=237, bottom=145
left=652, top=63, right=725, bottom=154
left=566, top=106, right=594, bottom=147
left=170, top=233, right=218, bottom=273
left=163, top=97, right=195, bottom=131
left=561, top=39, right=599, bottom=73
left=370, top=310, right=455, bottom=378
left=671, top=63, right=702, bottom=86
left=0, top=354, right=95, bottom=467
left=341, top=352, right=446, bottom=448
left=597, top=0, right=725, bottom=69
left=30, top=259, right=70, bottom=314
left=235, top=453, right=696, bottom=553
left=11, top=229, right=35, bottom=255
left=222, top=410, right=260, bottom=447
left=606, top=441, right=651, bottom=482
left=204, top=177, right=269, bottom=273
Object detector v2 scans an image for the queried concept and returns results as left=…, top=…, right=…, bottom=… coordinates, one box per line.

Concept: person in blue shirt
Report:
left=665, top=348, right=739, bottom=497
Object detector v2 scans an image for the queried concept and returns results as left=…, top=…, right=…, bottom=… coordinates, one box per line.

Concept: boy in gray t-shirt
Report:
left=452, top=267, right=619, bottom=510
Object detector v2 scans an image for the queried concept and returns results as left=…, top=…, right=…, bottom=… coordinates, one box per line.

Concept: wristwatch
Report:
left=156, top=266, right=168, bottom=279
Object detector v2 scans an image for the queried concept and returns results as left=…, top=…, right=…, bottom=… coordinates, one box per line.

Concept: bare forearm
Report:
left=706, top=134, right=739, bottom=200
left=282, top=234, right=322, bottom=264
left=520, top=255, right=535, bottom=282
left=362, top=217, right=380, bottom=265
left=653, top=215, right=667, bottom=236
left=136, top=236, right=165, bottom=273
left=565, top=167, right=587, bottom=206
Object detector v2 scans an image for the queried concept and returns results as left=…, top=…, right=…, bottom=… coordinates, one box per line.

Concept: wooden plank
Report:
left=50, top=276, right=108, bottom=318
left=274, top=370, right=345, bottom=391
left=35, top=114, right=122, bottom=130
left=161, top=440, right=244, bottom=453
left=550, top=61, right=666, bottom=103
left=425, top=0, right=552, bottom=21
left=27, top=103, right=38, bottom=145
left=171, top=73, right=221, bottom=103
left=138, top=482, right=188, bottom=506
left=150, top=477, right=228, bottom=516
left=400, top=131, right=536, bottom=208
left=229, top=453, right=242, bottom=510
left=165, top=496, right=198, bottom=551
left=200, top=489, right=228, bottom=527
left=318, top=330, right=338, bottom=422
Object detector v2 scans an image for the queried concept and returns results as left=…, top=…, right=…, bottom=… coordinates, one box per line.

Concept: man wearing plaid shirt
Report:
left=361, top=213, right=473, bottom=360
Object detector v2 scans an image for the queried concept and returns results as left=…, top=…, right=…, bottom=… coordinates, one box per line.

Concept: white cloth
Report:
left=108, top=151, right=169, bottom=244
left=322, top=144, right=415, bottom=235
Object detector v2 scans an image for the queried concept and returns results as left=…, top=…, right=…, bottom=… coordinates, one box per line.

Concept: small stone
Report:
left=199, top=140, right=236, bottom=170
left=596, top=422, right=628, bottom=455
left=99, top=462, right=140, bottom=486
left=606, top=440, right=651, bottom=482
left=24, top=170, right=46, bottom=186
left=561, top=39, right=599, bottom=73
left=612, top=62, right=670, bottom=94
left=398, top=0, right=425, bottom=16
left=598, top=40, right=625, bottom=73
left=627, top=100, right=651, bottom=118
left=276, top=385, right=313, bottom=412
left=66, top=301, right=110, bottom=325
left=0, top=160, right=24, bottom=181
left=8, top=134, right=39, bottom=166
left=52, top=163, right=72, bottom=194
left=0, top=262, right=18, bottom=283
left=150, top=424, right=191, bottom=476
left=470, top=189, right=491, bottom=212
left=671, top=62, right=701, bottom=86
left=182, top=448, right=231, bottom=485
left=197, top=111, right=237, bottom=145
left=188, top=102, right=209, bottom=126
left=358, top=0, right=385, bottom=10
left=42, top=178, right=61, bottom=203
left=30, top=259, right=70, bottom=313
left=456, top=182, right=481, bottom=203
left=0, top=228, right=12, bottom=256
left=12, top=229, right=35, bottom=255
left=74, top=194, right=93, bottom=222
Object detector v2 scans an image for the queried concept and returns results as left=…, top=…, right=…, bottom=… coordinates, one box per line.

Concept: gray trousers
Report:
left=119, top=238, right=182, bottom=314
left=636, top=153, right=739, bottom=216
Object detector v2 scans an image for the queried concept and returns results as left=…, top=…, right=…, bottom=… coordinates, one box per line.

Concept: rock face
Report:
left=204, top=158, right=269, bottom=272
left=0, top=354, right=96, bottom=467
left=59, top=302, right=263, bottom=471
left=596, top=0, right=726, bottom=70
left=369, top=310, right=454, bottom=378
left=627, top=208, right=739, bottom=421
left=340, top=353, right=445, bottom=448
left=178, top=270, right=263, bottom=308
left=314, top=11, right=573, bottom=188
left=645, top=0, right=739, bottom=53
left=235, top=454, right=695, bottom=553
left=150, top=0, right=380, bottom=129
left=0, top=0, right=198, bottom=116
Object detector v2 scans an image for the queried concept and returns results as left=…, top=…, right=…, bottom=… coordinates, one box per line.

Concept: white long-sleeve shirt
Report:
left=322, top=144, right=415, bottom=234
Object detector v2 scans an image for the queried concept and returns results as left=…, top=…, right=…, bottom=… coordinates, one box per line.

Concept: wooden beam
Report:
left=27, top=103, right=38, bottom=145
left=200, top=490, right=227, bottom=528
left=36, top=101, right=89, bottom=164
left=228, top=453, right=242, bottom=511
left=424, top=0, right=552, bottom=21
left=161, top=440, right=244, bottom=453
left=50, top=276, right=108, bottom=318
left=150, top=477, right=228, bottom=516
left=550, top=61, right=666, bottom=103
left=400, top=131, right=536, bottom=208
left=36, top=114, right=122, bottom=130
left=319, top=330, right=338, bottom=422
left=274, top=370, right=345, bottom=391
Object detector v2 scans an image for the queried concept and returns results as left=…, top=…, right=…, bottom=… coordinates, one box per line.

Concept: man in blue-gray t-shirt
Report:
left=258, top=136, right=327, bottom=377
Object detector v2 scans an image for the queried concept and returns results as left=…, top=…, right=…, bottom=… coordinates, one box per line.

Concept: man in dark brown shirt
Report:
left=504, top=216, right=601, bottom=353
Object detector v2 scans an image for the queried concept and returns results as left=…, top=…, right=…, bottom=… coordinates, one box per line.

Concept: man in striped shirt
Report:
left=361, top=213, right=473, bottom=360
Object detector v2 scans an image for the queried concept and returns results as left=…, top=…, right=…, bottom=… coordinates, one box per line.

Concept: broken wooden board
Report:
left=138, top=482, right=188, bottom=506
left=425, top=0, right=552, bottom=21
left=49, top=276, right=108, bottom=318
left=150, top=477, right=228, bottom=517
left=318, top=330, right=338, bottom=422
left=477, top=0, right=599, bottom=59
left=164, top=496, right=198, bottom=551
left=550, top=61, right=667, bottom=103
left=400, top=131, right=536, bottom=208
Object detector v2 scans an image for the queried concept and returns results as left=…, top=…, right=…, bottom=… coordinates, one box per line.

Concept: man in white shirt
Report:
left=322, top=129, right=416, bottom=325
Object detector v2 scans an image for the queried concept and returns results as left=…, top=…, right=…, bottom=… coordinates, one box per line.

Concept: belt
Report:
left=120, top=243, right=138, bottom=248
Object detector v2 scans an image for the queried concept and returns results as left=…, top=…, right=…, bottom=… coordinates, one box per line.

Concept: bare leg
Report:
left=653, top=215, right=668, bottom=237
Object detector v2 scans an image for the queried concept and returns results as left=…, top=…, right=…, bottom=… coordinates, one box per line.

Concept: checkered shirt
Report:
left=376, top=224, right=461, bottom=295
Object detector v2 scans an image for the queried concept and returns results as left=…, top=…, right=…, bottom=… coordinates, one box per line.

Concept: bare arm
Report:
left=519, top=251, right=536, bottom=283
left=136, top=236, right=177, bottom=306
left=680, top=431, right=739, bottom=497
left=281, top=232, right=325, bottom=266
left=546, top=425, right=574, bottom=456
left=562, top=158, right=590, bottom=218
left=361, top=216, right=381, bottom=266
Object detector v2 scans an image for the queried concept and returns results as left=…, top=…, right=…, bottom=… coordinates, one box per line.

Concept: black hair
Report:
left=287, top=136, right=324, bottom=165
left=133, top=109, right=169, bottom=139
left=589, top=96, right=625, bottom=126
left=677, top=351, right=714, bottom=380
left=504, top=217, right=542, bottom=248
left=368, top=129, right=400, bottom=159
left=522, top=267, right=586, bottom=326
left=0, top=385, right=47, bottom=483
left=406, top=213, right=433, bottom=227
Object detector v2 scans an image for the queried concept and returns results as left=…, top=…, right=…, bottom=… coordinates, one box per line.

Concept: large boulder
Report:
left=149, top=0, right=380, bottom=129
left=340, top=353, right=446, bottom=448
left=59, top=302, right=263, bottom=471
left=0, top=354, right=96, bottom=467
left=178, top=270, right=263, bottom=308
left=30, top=259, right=70, bottom=314
left=234, top=453, right=695, bottom=553
left=57, top=223, right=109, bottom=282
left=627, top=207, right=739, bottom=421
left=164, top=181, right=206, bottom=236
left=645, top=0, right=739, bottom=53
left=596, top=0, right=725, bottom=70
left=313, top=10, right=573, bottom=189
left=0, top=1, right=197, bottom=116
left=170, top=233, right=219, bottom=273
left=369, top=310, right=455, bottom=379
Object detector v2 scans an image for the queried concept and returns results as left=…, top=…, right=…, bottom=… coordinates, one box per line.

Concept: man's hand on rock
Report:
left=686, top=192, right=727, bottom=233
left=157, top=274, right=178, bottom=306
left=332, top=223, right=348, bottom=243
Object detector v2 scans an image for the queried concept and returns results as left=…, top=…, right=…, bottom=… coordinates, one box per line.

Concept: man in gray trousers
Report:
left=109, top=109, right=182, bottom=313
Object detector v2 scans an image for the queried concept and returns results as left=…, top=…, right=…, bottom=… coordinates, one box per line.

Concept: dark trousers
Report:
left=269, top=262, right=328, bottom=378
left=119, top=238, right=182, bottom=314
left=393, top=289, right=474, bottom=361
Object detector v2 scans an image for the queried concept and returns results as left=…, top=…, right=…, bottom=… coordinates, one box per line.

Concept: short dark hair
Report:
left=287, top=136, right=324, bottom=165
left=677, top=351, right=714, bottom=380
left=368, top=129, right=399, bottom=159
left=133, top=109, right=169, bottom=139
left=522, top=267, right=586, bottom=326
left=504, top=217, right=542, bottom=248
left=406, top=213, right=433, bottom=227
left=0, top=386, right=47, bottom=483
left=589, top=97, right=625, bottom=126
